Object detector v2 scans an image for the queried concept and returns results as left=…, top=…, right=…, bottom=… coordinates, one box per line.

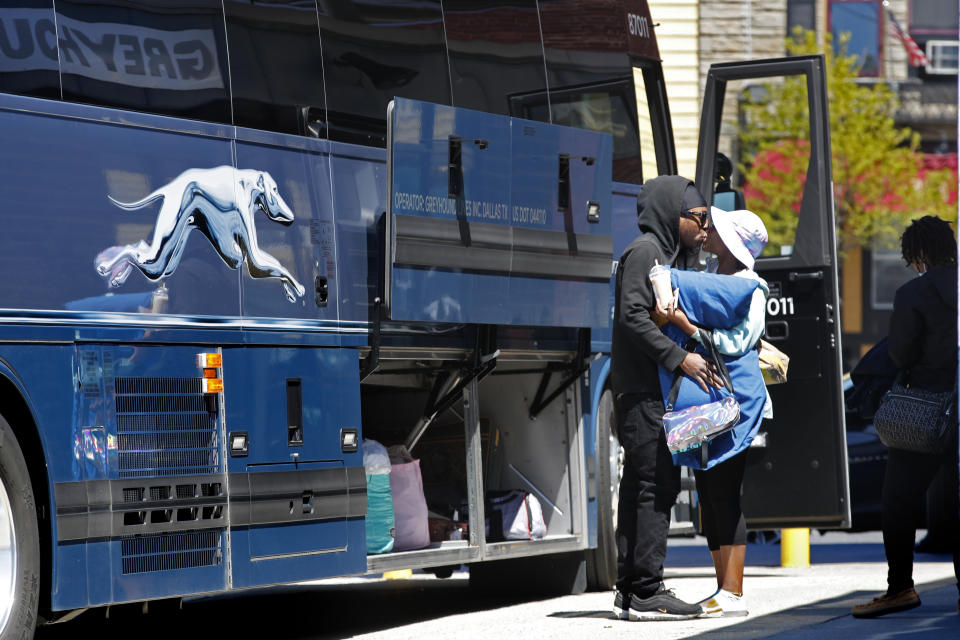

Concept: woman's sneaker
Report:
left=699, top=589, right=748, bottom=618
left=613, top=584, right=703, bottom=621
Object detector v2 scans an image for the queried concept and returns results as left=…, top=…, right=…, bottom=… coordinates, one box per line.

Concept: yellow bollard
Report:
left=383, top=569, right=413, bottom=580
left=781, top=528, right=810, bottom=568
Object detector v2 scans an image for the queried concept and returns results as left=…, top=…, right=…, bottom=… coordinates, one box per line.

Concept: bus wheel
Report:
left=0, top=415, right=39, bottom=640
left=586, top=389, right=620, bottom=591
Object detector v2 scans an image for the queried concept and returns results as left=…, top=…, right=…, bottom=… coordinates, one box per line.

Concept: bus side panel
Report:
left=0, top=100, right=239, bottom=318
left=234, top=135, right=339, bottom=327
left=0, top=345, right=84, bottom=609
left=387, top=99, right=614, bottom=328
left=329, top=147, right=386, bottom=327
left=591, top=182, right=644, bottom=353
left=223, top=346, right=366, bottom=589
left=505, top=120, right=613, bottom=328
left=52, top=344, right=231, bottom=608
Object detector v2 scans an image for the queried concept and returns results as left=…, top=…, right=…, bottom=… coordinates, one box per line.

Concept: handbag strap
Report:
left=665, top=329, right=735, bottom=411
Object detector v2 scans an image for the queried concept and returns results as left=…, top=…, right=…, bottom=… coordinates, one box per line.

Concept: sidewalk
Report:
left=162, top=529, right=958, bottom=640
left=536, top=530, right=958, bottom=640
left=647, top=530, right=960, bottom=639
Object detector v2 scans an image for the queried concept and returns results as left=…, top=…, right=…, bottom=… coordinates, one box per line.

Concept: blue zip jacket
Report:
left=658, top=269, right=768, bottom=469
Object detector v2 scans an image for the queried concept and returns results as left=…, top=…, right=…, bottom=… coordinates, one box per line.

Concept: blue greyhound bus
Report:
left=0, top=0, right=847, bottom=636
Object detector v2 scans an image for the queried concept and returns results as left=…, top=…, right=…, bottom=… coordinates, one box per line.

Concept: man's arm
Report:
left=620, top=244, right=722, bottom=391
left=618, top=243, right=688, bottom=371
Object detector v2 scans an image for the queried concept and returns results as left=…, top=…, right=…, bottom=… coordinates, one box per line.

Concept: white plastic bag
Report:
left=486, top=490, right=546, bottom=541
left=362, top=439, right=391, bottom=475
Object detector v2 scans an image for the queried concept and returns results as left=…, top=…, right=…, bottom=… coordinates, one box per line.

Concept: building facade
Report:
left=648, top=0, right=958, bottom=369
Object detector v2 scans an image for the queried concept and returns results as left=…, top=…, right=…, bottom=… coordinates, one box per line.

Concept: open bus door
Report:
left=695, top=55, right=851, bottom=529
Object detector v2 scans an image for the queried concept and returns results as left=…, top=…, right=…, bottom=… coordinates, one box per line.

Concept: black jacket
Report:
left=888, top=265, right=958, bottom=392
left=609, top=176, right=696, bottom=395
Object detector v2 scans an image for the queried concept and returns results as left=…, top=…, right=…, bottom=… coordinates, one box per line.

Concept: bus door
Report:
left=695, top=55, right=850, bottom=529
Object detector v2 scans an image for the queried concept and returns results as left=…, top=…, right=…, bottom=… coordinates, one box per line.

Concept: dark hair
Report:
left=901, top=216, right=957, bottom=268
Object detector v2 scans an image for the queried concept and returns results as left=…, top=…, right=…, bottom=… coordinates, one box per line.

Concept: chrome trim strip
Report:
left=250, top=546, right=348, bottom=562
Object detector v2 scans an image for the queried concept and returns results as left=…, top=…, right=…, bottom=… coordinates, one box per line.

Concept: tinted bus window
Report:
left=442, top=0, right=548, bottom=117
left=0, top=1, right=61, bottom=100
left=55, top=0, right=231, bottom=124
left=537, top=0, right=642, bottom=183
left=224, top=0, right=326, bottom=136
left=317, top=0, right=451, bottom=147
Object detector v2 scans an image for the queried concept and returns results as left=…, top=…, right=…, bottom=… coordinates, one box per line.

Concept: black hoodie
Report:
left=887, top=264, right=958, bottom=392
left=610, top=176, right=698, bottom=395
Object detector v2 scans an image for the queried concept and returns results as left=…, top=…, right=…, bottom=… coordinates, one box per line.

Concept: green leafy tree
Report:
left=738, top=29, right=956, bottom=256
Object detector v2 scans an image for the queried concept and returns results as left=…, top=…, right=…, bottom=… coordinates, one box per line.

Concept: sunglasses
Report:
left=681, top=210, right=709, bottom=230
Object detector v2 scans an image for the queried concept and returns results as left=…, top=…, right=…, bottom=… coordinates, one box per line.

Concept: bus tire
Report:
left=0, top=415, right=40, bottom=640
left=586, top=389, right=620, bottom=591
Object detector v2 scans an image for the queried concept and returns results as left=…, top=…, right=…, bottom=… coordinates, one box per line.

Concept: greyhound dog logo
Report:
left=95, top=166, right=306, bottom=302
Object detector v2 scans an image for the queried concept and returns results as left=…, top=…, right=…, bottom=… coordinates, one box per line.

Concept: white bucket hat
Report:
left=709, top=207, right=768, bottom=270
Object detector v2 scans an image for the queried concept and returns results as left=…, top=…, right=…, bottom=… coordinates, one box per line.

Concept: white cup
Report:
left=649, top=263, right=673, bottom=309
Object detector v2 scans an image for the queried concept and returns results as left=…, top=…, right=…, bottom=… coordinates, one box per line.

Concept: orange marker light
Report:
left=197, top=353, right=222, bottom=369
left=202, top=378, right=224, bottom=394
left=203, top=368, right=218, bottom=379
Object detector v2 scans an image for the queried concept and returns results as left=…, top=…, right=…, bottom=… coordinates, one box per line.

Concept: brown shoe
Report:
left=851, top=588, right=921, bottom=618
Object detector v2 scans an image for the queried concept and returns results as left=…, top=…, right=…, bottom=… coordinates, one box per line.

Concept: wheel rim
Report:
left=0, top=473, right=17, bottom=632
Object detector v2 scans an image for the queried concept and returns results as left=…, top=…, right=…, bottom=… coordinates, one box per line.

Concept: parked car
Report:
left=844, top=374, right=887, bottom=531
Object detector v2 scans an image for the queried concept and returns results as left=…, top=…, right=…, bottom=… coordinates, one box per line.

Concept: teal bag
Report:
left=365, top=473, right=395, bottom=554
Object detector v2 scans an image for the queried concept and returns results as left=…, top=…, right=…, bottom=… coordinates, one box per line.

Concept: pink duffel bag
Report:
left=388, top=454, right=430, bottom=551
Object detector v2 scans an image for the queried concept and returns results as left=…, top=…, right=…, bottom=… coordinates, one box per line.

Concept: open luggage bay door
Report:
left=695, top=56, right=851, bottom=529
left=385, top=98, right=613, bottom=328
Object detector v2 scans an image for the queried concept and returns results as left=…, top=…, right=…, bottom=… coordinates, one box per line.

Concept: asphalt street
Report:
left=35, top=531, right=959, bottom=640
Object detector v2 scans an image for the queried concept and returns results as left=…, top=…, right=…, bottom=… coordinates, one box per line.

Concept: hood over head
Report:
left=636, top=175, right=701, bottom=266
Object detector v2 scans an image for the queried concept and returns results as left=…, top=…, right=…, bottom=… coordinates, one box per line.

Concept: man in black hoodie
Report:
left=611, top=175, right=719, bottom=620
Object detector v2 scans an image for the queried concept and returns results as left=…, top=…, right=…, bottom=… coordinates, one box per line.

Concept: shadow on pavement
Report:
left=545, top=580, right=959, bottom=639
left=34, top=575, right=551, bottom=640
left=548, top=610, right=619, bottom=620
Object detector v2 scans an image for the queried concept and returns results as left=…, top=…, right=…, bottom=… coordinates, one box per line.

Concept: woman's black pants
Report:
left=694, top=451, right=748, bottom=550
left=882, top=446, right=960, bottom=594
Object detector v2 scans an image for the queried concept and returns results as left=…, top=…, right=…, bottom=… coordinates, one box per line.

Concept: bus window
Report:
left=55, top=0, right=232, bottom=125
left=317, top=0, right=451, bottom=147
left=516, top=80, right=643, bottom=184
left=713, top=78, right=810, bottom=258
left=633, top=61, right=678, bottom=178
left=442, top=0, right=548, bottom=117
left=0, top=1, right=61, bottom=101
left=537, top=0, right=642, bottom=183
left=224, top=0, right=326, bottom=137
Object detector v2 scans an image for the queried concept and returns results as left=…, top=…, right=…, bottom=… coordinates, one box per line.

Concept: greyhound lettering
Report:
left=95, top=166, right=306, bottom=302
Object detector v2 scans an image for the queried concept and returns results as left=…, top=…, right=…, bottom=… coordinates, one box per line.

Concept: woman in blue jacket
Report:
left=654, top=207, right=771, bottom=618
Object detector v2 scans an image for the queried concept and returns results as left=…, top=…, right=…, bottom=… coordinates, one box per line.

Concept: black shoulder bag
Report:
left=873, top=373, right=958, bottom=454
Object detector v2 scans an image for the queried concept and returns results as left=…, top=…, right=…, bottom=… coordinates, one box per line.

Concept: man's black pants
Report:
left=882, top=445, right=960, bottom=594
left=614, top=392, right=680, bottom=598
